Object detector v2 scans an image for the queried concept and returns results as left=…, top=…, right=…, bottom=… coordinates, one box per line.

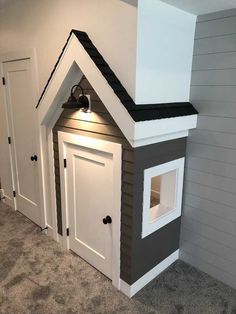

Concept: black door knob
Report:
left=103, top=216, right=112, bottom=224
left=30, top=155, right=38, bottom=162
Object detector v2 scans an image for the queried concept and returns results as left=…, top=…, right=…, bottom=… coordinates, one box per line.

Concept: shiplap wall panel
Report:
left=184, top=193, right=236, bottom=222
left=182, top=216, right=236, bottom=252
left=190, top=100, right=236, bottom=118
left=196, top=116, right=236, bottom=133
left=186, top=157, right=236, bottom=180
left=191, top=69, right=236, bottom=86
left=191, top=86, right=236, bottom=102
left=183, top=205, right=236, bottom=238
left=187, top=142, right=236, bottom=164
left=194, top=34, right=236, bottom=55
left=197, top=9, right=236, bottom=23
left=192, top=52, right=236, bottom=71
left=185, top=181, right=236, bottom=209
left=180, top=9, right=236, bottom=289
left=185, top=169, right=236, bottom=194
left=195, top=15, right=236, bottom=39
left=188, top=129, right=236, bottom=149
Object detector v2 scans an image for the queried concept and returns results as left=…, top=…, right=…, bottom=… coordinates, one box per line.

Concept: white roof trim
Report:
left=133, top=114, right=197, bottom=147
left=38, top=33, right=197, bottom=148
left=38, top=34, right=135, bottom=145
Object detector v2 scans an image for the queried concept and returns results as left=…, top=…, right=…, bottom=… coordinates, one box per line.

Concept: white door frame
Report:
left=58, top=131, right=122, bottom=289
left=0, top=49, right=45, bottom=226
left=37, top=63, right=83, bottom=241
left=0, top=61, right=16, bottom=208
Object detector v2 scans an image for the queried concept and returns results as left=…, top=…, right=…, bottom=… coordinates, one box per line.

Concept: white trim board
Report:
left=133, top=130, right=189, bottom=148
left=133, top=115, right=197, bottom=147
left=57, top=131, right=122, bottom=290
left=120, top=250, right=179, bottom=298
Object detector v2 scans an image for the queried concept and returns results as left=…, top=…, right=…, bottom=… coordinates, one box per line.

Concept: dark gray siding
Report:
left=180, top=9, right=236, bottom=289
left=121, top=138, right=186, bottom=284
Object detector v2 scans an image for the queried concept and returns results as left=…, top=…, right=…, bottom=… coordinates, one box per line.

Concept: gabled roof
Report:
left=36, top=29, right=198, bottom=122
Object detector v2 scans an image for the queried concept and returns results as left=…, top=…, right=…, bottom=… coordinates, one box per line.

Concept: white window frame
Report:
left=142, top=157, right=185, bottom=238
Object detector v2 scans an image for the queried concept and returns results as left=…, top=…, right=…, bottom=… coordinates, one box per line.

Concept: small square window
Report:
left=142, top=158, right=185, bottom=238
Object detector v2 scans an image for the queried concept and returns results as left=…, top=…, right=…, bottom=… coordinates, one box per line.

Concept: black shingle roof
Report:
left=36, top=29, right=198, bottom=122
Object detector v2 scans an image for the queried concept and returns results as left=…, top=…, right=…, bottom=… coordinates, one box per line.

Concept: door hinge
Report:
left=66, top=228, right=69, bottom=236
left=13, top=191, right=16, bottom=198
left=2, top=77, right=6, bottom=85
left=64, top=159, right=67, bottom=168
left=8, top=137, right=11, bottom=144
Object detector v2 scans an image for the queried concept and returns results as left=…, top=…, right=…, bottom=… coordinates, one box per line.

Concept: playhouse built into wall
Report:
left=37, top=30, right=198, bottom=297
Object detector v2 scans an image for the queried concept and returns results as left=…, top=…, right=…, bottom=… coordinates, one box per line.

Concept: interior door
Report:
left=3, top=59, right=41, bottom=226
left=65, top=142, right=114, bottom=279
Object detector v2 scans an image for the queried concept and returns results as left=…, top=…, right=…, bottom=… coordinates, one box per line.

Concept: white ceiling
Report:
left=160, top=0, right=236, bottom=15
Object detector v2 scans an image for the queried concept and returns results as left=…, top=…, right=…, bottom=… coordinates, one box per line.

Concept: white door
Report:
left=59, top=133, right=121, bottom=281
left=3, top=59, right=41, bottom=226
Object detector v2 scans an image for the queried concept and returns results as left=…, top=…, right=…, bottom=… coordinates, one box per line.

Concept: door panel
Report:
left=3, top=59, right=41, bottom=225
left=66, top=143, right=113, bottom=279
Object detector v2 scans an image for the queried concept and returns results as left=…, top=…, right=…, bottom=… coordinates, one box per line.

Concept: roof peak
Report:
left=37, top=29, right=198, bottom=122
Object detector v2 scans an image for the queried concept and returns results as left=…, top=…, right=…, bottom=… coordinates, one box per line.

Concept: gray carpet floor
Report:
left=1, top=202, right=236, bottom=314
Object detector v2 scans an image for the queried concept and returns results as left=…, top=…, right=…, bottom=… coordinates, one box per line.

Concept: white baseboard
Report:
left=120, top=250, right=179, bottom=298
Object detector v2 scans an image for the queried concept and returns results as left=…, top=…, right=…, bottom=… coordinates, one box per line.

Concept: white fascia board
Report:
left=132, top=114, right=197, bottom=147
left=73, top=37, right=135, bottom=144
left=38, top=34, right=135, bottom=145
left=132, top=130, right=189, bottom=148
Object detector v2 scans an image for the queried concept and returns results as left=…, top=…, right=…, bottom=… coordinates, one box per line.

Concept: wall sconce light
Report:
left=62, top=83, right=91, bottom=112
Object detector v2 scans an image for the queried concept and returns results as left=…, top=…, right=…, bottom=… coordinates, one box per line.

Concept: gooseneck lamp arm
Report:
left=70, top=84, right=84, bottom=97
left=62, top=83, right=90, bottom=110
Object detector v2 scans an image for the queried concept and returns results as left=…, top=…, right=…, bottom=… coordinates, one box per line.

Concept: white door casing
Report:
left=58, top=132, right=121, bottom=288
left=2, top=58, right=42, bottom=226
left=0, top=83, right=15, bottom=208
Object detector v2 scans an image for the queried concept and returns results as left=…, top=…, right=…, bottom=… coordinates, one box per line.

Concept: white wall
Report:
left=0, top=0, right=199, bottom=105
left=0, top=0, right=137, bottom=99
left=135, top=0, right=196, bottom=104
